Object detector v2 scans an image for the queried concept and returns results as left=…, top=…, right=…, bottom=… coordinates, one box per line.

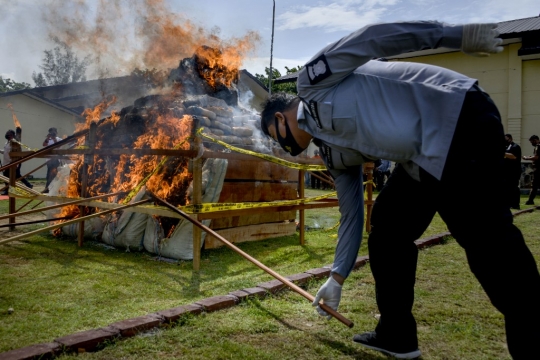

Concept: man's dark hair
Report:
left=48, top=127, right=57, bottom=133
left=260, top=92, right=299, bottom=137
left=505, top=134, right=513, bottom=140
left=529, top=135, right=539, bottom=141
left=5, top=129, right=15, bottom=137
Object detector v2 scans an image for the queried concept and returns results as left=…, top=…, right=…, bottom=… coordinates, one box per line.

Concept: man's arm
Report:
left=329, top=166, right=365, bottom=281
left=312, top=165, right=364, bottom=318
left=298, top=21, right=501, bottom=91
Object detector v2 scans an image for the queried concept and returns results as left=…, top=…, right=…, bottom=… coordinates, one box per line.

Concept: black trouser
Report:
left=3, top=164, right=32, bottom=190
left=368, top=89, right=540, bottom=359
left=45, top=159, right=60, bottom=189
left=503, top=170, right=522, bottom=208
left=527, top=169, right=540, bottom=203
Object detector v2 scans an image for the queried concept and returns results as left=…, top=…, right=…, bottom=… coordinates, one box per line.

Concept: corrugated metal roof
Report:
left=498, top=16, right=540, bottom=35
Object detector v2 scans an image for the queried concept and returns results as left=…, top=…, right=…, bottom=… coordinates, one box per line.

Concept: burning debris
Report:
left=49, top=46, right=267, bottom=259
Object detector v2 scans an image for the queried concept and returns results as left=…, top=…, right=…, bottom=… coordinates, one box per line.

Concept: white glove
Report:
left=461, top=23, right=503, bottom=57
left=312, top=276, right=342, bottom=320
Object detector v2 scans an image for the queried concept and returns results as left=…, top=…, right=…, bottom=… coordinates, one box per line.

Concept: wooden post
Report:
left=364, top=162, right=374, bottom=232
left=192, top=158, right=203, bottom=271
left=78, top=122, right=97, bottom=247
left=8, top=137, right=21, bottom=231
left=298, top=169, right=305, bottom=245
left=9, top=165, right=16, bottom=231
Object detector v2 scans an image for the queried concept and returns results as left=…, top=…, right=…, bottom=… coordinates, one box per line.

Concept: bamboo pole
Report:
left=0, top=191, right=126, bottom=221
left=192, top=158, right=203, bottom=271
left=309, top=171, right=334, bottom=189
left=364, top=163, right=374, bottom=232
left=0, top=199, right=150, bottom=246
left=146, top=191, right=354, bottom=328
left=0, top=216, right=71, bottom=229
left=0, top=129, right=88, bottom=174
left=9, top=166, right=16, bottom=231
left=12, top=162, right=54, bottom=213
left=298, top=169, right=305, bottom=245
left=78, top=122, right=97, bottom=247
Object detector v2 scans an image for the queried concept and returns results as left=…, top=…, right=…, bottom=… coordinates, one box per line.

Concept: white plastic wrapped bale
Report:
left=101, top=187, right=149, bottom=251
left=45, top=164, right=106, bottom=240
left=143, top=215, right=165, bottom=255
left=148, top=158, right=228, bottom=260
left=44, top=164, right=72, bottom=219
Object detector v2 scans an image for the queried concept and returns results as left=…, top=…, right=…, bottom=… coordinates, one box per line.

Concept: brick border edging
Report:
left=3, top=207, right=535, bottom=360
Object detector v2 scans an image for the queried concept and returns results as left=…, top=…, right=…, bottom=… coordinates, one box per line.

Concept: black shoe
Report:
left=525, top=201, right=535, bottom=205
left=41, top=188, right=49, bottom=194
left=353, top=331, right=421, bottom=359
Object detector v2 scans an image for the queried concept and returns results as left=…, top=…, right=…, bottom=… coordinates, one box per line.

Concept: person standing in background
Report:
left=42, top=127, right=63, bottom=194
left=523, top=135, right=540, bottom=205
left=502, top=134, right=522, bottom=209
left=2, top=128, right=33, bottom=195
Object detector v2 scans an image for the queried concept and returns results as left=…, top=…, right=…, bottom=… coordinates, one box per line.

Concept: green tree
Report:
left=255, top=65, right=302, bottom=94
left=32, top=38, right=92, bottom=87
left=0, top=76, right=31, bottom=92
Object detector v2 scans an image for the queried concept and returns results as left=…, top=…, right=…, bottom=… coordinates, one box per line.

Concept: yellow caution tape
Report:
left=180, top=191, right=337, bottom=213
left=363, top=180, right=375, bottom=200
left=12, top=140, right=38, bottom=152
left=8, top=185, right=35, bottom=198
left=198, top=129, right=327, bottom=171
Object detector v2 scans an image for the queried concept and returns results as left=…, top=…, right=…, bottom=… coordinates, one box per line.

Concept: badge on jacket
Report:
left=306, top=54, right=332, bottom=85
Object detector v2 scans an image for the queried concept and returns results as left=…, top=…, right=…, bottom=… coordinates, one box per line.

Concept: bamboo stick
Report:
left=0, top=216, right=71, bottom=229
left=0, top=191, right=126, bottom=221
left=298, top=169, right=305, bottom=245
left=0, top=129, right=88, bottom=173
left=146, top=191, right=354, bottom=328
left=0, top=199, right=150, bottom=246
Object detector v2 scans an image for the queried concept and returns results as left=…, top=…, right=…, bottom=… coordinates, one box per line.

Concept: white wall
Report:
left=0, top=94, right=77, bottom=178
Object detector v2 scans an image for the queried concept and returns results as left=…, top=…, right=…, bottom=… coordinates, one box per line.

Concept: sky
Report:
left=0, top=0, right=539, bottom=85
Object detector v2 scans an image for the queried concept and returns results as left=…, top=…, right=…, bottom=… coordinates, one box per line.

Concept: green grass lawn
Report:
left=0, top=192, right=538, bottom=359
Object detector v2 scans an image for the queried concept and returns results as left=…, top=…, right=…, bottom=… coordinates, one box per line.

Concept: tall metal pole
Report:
left=268, top=0, right=275, bottom=95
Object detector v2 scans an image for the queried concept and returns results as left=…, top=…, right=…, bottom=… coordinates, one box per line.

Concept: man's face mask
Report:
left=274, top=115, right=306, bottom=156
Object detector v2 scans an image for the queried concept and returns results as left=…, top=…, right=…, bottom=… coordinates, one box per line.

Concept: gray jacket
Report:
left=296, top=21, right=478, bottom=278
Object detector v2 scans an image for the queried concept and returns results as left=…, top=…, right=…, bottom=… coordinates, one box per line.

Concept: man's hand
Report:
left=461, top=23, right=503, bottom=57
left=312, top=276, right=342, bottom=319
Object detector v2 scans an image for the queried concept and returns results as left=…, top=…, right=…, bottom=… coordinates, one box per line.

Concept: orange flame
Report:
left=6, top=103, right=22, bottom=129
left=42, top=0, right=261, bottom=81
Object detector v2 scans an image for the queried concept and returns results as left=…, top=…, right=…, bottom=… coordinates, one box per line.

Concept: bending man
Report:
left=260, top=21, right=540, bottom=359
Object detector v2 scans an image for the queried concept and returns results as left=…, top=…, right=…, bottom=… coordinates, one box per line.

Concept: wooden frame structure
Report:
left=2, top=128, right=374, bottom=270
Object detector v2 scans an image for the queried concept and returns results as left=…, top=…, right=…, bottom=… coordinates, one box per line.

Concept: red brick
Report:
left=195, top=295, right=237, bottom=312
left=257, top=279, right=286, bottom=294
left=415, top=233, right=449, bottom=249
left=0, top=342, right=60, bottom=360
left=154, top=304, right=203, bottom=323
left=109, top=314, right=163, bottom=337
left=239, top=287, right=267, bottom=299
left=305, top=267, right=331, bottom=279
left=286, top=273, right=314, bottom=285
left=228, top=290, right=250, bottom=301
left=54, top=327, right=119, bottom=353
left=353, top=256, right=369, bottom=269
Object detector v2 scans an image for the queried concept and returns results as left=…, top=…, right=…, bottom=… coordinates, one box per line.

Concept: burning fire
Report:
left=42, top=0, right=260, bottom=83
left=6, top=103, right=22, bottom=128
left=58, top=97, right=193, bottom=224
left=46, top=0, right=262, bottom=237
